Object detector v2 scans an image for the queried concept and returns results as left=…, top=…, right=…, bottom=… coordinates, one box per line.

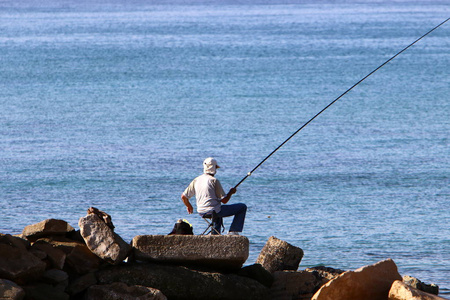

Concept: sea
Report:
left=1, top=0, right=449, bottom=295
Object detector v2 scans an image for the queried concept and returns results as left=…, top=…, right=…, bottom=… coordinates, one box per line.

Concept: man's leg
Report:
left=216, top=203, right=247, bottom=232
left=212, top=216, right=223, bottom=235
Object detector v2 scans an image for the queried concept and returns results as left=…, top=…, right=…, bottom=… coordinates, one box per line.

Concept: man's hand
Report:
left=186, top=204, right=193, bottom=214
left=221, top=187, right=237, bottom=204
left=181, top=194, right=194, bottom=214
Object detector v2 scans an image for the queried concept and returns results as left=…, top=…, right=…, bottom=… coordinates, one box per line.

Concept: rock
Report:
left=33, top=236, right=102, bottom=275
left=31, top=241, right=66, bottom=270
left=35, top=236, right=86, bottom=254
left=22, top=219, right=74, bottom=242
left=305, top=266, right=346, bottom=288
left=67, top=272, right=97, bottom=296
left=256, top=236, right=304, bottom=273
left=0, top=243, right=46, bottom=284
left=42, top=269, right=69, bottom=285
left=96, top=262, right=270, bottom=300
left=0, top=279, right=25, bottom=300
left=86, top=282, right=167, bottom=300
left=389, top=280, right=447, bottom=300
left=237, top=264, right=274, bottom=288
left=87, top=207, right=115, bottom=230
left=270, top=270, right=319, bottom=300
left=312, top=258, right=402, bottom=300
left=132, top=235, right=249, bottom=271
left=403, top=275, right=439, bottom=295
left=79, top=214, right=131, bottom=265
left=305, top=266, right=346, bottom=280
left=28, top=247, right=48, bottom=260
left=65, top=229, right=86, bottom=243
left=0, top=234, right=30, bottom=251
left=42, top=269, right=69, bottom=293
left=65, top=244, right=103, bottom=275
left=22, top=283, right=70, bottom=300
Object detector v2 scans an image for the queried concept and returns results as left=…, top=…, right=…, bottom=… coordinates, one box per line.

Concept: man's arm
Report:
left=181, top=194, right=194, bottom=214
left=221, top=187, right=236, bottom=204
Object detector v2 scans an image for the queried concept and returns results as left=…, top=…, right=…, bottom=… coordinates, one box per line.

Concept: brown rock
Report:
left=0, top=279, right=25, bottom=300
left=79, top=214, right=131, bottom=265
left=389, top=280, right=447, bottom=300
left=256, top=236, right=304, bottom=273
left=132, top=235, right=249, bottom=271
left=31, top=241, right=66, bottom=270
left=86, top=282, right=167, bottom=300
left=96, top=262, right=269, bottom=300
left=305, top=266, right=346, bottom=281
left=0, top=244, right=46, bottom=284
left=65, top=245, right=103, bottom=275
left=42, top=269, right=69, bottom=286
left=22, top=283, right=69, bottom=300
left=35, top=236, right=86, bottom=254
left=312, top=258, right=402, bottom=300
left=304, top=266, right=346, bottom=289
left=87, top=207, right=115, bottom=230
left=270, top=270, right=319, bottom=300
left=22, top=219, right=74, bottom=241
left=403, top=275, right=439, bottom=295
left=0, top=234, right=30, bottom=251
left=42, top=269, right=69, bottom=293
left=237, top=264, right=274, bottom=288
left=32, top=236, right=102, bottom=275
left=66, top=272, right=97, bottom=296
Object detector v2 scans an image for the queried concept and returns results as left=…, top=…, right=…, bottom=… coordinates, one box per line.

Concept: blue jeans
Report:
left=214, top=203, right=247, bottom=233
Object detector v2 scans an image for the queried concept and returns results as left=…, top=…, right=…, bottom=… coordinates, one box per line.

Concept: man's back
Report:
left=183, top=173, right=225, bottom=214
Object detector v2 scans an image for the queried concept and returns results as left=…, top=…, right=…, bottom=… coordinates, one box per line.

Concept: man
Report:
left=181, top=157, right=247, bottom=235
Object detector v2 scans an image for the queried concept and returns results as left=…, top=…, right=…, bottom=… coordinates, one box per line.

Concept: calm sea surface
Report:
left=1, top=0, right=449, bottom=294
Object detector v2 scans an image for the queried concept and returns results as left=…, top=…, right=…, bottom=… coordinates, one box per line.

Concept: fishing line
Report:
left=233, top=18, right=449, bottom=189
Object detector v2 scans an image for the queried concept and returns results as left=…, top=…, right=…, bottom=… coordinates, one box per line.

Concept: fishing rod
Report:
left=233, top=17, right=449, bottom=190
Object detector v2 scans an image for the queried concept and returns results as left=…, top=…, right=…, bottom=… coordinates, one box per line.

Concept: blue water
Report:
left=1, top=0, right=449, bottom=295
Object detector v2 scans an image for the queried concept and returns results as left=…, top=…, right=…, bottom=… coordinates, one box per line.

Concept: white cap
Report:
left=203, top=157, right=220, bottom=175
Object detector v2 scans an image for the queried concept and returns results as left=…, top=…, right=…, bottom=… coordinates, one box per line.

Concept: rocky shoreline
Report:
left=0, top=209, right=445, bottom=300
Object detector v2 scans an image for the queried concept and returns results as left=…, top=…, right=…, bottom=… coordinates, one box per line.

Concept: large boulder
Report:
left=86, top=282, right=167, bottom=300
left=79, top=214, right=131, bottom=265
left=22, top=219, right=74, bottom=241
left=0, top=279, right=25, bottom=300
left=256, top=236, right=304, bottom=273
left=312, top=258, right=402, bottom=300
left=0, top=243, right=46, bottom=284
left=270, top=270, right=319, bottom=300
left=389, top=280, right=447, bottom=300
left=96, top=262, right=269, bottom=300
left=132, top=235, right=249, bottom=271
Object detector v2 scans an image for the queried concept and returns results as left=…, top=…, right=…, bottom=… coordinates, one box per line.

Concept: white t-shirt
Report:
left=182, top=173, right=226, bottom=214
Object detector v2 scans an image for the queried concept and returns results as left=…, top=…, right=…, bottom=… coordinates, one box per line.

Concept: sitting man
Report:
left=181, top=157, right=247, bottom=235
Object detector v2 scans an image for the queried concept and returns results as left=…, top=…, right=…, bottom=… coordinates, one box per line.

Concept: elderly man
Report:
left=181, top=157, right=247, bottom=235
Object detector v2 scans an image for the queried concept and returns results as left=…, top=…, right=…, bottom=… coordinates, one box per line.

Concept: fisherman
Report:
left=181, top=157, right=247, bottom=235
